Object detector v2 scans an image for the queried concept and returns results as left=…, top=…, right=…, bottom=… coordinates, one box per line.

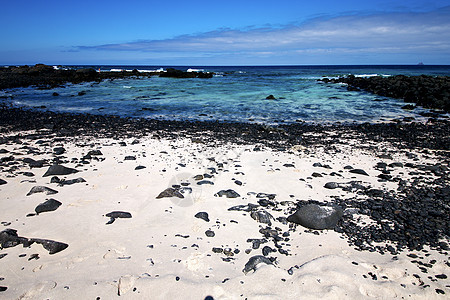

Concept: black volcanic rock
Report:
left=349, top=169, right=369, bottom=176
left=321, top=75, right=450, bottom=112
left=30, top=238, right=68, bottom=254
left=43, top=164, right=78, bottom=177
left=105, top=211, right=132, bottom=224
left=35, top=198, right=62, bottom=214
left=195, top=212, right=210, bottom=222
left=0, top=229, right=32, bottom=248
left=215, top=189, right=240, bottom=198
left=287, top=204, right=344, bottom=230
left=156, top=187, right=184, bottom=199
left=242, top=255, right=275, bottom=274
left=26, top=186, right=58, bottom=196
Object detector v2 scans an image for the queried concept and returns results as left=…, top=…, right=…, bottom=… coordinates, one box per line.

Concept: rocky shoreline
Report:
left=0, top=64, right=213, bottom=90
left=320, top=75, right=450, bottom=112
left=1, top=103, right=449, bottom=153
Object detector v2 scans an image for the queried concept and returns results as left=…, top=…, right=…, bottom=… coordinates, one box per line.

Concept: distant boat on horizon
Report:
left=417, top=62, right=424, bottom=65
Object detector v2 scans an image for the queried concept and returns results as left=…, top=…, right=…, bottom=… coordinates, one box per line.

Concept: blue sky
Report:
left=1, top=0, right=449, bottom=65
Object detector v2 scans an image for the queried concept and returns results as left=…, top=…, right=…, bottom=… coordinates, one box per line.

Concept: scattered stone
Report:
left=197, top=180, right=214, bottom=185
left=58, top=177, right=86, bottom=186
left=135, top=165, right=146, bottom=170
left=105, top=211, right=132, bottom=224
left=228, top=203, right=259, bottom=212
left=28, top=253, right=40, bottom=261
left=87, top=150, right=103, bottom=156
left=35, top=198, right=62, bottom=214
left=0, top=179, right=6, bottom=185
left=124, top=156, right=136, bottom=161
left=262, top=246, right=274, bottom=256
left=53, top=147, right=65, bottom=155
left=215, top=189, right=240, bottom=198
left=287, top=204, right=344, bottom=230
left=205, top=230, right=215, bottom=237
left=0, top=229, right=32, bottom=248
left=250, top=210, right=274, bottom=226
left=30, top=238, right=69, bottom=254
left=283, top=163, right=295, bottom=168
left=193, top=175, right=204, bottom=181
left=349, top=169, right=369, bottom=176
left=324, top=182, right=339, bottom=189
left=195, top=212, right=210, bottom=222
left=242, top=255, right=275, bottom=274
left=23, top=158, right=46, bottom=168
left=256, top=193, right=276, bottom=200
left=266, top=95, right=276, bottom=100
left=43, top=164, right=78, bottom=177
left=156, top=187, right=184, bottom=199
left=26, top=186, right=58, bottom=196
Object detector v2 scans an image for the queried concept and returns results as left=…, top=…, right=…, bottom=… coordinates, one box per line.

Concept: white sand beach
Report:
left=0, top=130, right=449, bottom=299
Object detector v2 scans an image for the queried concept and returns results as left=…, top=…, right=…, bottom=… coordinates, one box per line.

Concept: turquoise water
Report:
left=2, top=65, right=450, bottom=124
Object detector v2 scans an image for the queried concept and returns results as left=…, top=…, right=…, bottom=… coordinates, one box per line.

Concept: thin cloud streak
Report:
left=78, top=7, right=450, bottom=59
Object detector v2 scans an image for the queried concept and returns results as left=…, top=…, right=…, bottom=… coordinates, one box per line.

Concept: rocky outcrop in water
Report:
left=0, top=64, right=214, bottom=90
left=320, top=75, right=450, bottom=112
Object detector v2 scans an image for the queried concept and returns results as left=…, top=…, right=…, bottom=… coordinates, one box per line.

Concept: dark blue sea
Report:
left=2, top=65, right=450, bottom=124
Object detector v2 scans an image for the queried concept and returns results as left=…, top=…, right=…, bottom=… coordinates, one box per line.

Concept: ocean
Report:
left=2, top=65, right=450, bottom=125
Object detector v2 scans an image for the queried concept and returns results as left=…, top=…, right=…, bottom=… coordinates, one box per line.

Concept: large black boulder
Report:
left=35, top=198, right=62, bottom=214
left=43, top=164, right=78, bottom=177
left=287, top=204, right=343, bottom=230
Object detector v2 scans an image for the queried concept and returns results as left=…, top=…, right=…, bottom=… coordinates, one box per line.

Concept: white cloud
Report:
left=78, top=7, right=450, bottom=61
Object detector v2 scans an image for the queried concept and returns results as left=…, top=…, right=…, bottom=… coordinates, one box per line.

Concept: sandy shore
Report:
left=0, top=118, right=449, bottom=299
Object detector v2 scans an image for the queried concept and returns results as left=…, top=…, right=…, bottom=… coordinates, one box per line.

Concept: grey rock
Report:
left=242, top=255, right=275, bottom=274
left=0, top=229, right=32, bottom=249
left=349, top=169, right=369, bottom=176
left=324, top=182, right=340, bottom=189
left=87, top=150, right=103, bottom=156
left=287, top=204, right=343, bottom=230
left=228, top=203, right=259, bottom=212
left=156, top=187, right=184, bottom=199
left=262, top=246, right=274, bottom=256
left=195, top=212, right=210, bottom=222
left=256, top=193, right=276, bottom=200
left=0, top=179, right=6, bottom=185
left=43, top=164, right=78, bottom=177
left=53, top=147, right=65, bottom=155
left=205, top=230, right=215, bottom=237
left=215, top=189, right=240, bottom=198
left=250, top=210, right=273, bottom=226
left=35, top=199, right=62, bottom=214
left=31, top=238, right=68, bottom=254
left=105, top=211, right=132, bottom=224
left=197, top=180, right=214, bottom=185
left=26, top=186, right=58, bottom=196
left=23, top=158, right=46, bottom=168
left=58, top=177, right=86, bottom=186
left=124, top=156, right=136, bottom=161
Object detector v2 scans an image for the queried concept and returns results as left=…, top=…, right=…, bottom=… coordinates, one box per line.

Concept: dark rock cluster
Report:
left=320, top=75, right=450, bottom=112
left=0, top=64, right=213, bottom=90
left=0, top=104, right=448, bottom=154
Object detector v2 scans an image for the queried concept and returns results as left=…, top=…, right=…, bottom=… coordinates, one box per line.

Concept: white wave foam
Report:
left=187, top=68, right=204, bottom=72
